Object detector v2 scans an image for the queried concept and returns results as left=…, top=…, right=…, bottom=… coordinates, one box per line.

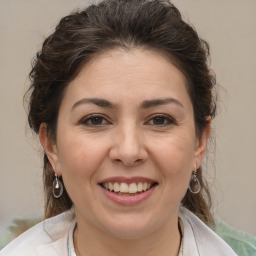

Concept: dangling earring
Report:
left=53, top=173, right=63, bottom=198
left=188, top=170, right=201, bottom=194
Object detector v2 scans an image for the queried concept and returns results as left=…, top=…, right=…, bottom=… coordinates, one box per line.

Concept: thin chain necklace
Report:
left=68, top=221, right=183, bottom=256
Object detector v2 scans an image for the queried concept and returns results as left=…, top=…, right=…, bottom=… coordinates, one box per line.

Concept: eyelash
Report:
left=79, top=114, right=111, bottom=127
left=79, top=114, right=175, bottom=128
left=146, top=114, right=175, bottom=127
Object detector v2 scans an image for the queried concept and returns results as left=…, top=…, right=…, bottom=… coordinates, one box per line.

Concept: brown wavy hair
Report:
left=26, top=0, right=217, bottom=225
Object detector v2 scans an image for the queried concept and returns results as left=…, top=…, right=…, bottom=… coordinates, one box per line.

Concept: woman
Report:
left=1, top=0, right=238, bottom=255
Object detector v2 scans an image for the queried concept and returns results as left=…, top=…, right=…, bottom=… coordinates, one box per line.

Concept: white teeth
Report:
left=120, top=182, right=129, bottom=193
left=102, top=181, right=154, bottom=194
left=143, top=182, right=148, bottom=191
left=108, top=182, right=114, bottom=191
left=113, top=182, right=119, bottom=192
left=129, top=183, right=137, bottom=193
left=137, top=182, right=143, bottom=192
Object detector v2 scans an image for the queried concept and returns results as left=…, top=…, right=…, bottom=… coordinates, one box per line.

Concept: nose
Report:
left=109, top=125, right=148, bottom=167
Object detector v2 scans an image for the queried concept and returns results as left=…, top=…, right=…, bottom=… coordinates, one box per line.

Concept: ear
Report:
left=39, top=123, right=61, bottom=175
left=193, top=118, right=211, bottom=169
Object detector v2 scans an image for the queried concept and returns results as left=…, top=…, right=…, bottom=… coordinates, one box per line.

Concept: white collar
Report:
left=65, top=206, right=237, bottom=256
left=179, top=207, right=238, bottom=256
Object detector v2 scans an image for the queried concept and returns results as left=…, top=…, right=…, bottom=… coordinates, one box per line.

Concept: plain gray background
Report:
left=0, top=0, right=255, bottom=236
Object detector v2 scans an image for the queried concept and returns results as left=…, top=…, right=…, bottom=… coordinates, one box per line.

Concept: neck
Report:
left=74, top=216, right=181, bottom=256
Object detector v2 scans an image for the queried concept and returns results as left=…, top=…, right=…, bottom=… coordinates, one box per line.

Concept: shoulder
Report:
left=0, top=210, right=75, bottom=256
left=179, top=207, right=238, bottom=256
left=215, top=218, right=256, bottom=256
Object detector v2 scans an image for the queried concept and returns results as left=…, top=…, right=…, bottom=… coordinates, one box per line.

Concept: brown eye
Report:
left=147, top=115, right=174, bottom=126
left=89, top=117, right=104, bottom=125
left=152, top=116, right=166, bottom=125
left=81, top=115, right=109, bottom=126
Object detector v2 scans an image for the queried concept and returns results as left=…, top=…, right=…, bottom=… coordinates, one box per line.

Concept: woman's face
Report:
left=42, top=48, right=208, bottom=238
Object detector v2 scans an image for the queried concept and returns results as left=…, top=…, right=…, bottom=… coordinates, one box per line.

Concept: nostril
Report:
left=125, top=159, right=144, bottom=167
left=109, top=140, right=148, bottom=166
left=112, top=157, right=144, bottom=167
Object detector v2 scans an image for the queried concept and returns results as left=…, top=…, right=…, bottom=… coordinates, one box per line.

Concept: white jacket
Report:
left=0, top=207, right=238, bottom=256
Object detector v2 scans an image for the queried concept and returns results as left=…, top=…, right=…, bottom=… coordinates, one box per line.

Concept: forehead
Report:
left=62, top=48, right=191, bottom=108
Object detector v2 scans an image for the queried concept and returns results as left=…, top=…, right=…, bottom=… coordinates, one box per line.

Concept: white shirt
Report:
left=0, top=207, right=238, bottom=256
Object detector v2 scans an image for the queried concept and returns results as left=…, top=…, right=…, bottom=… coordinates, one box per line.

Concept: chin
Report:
left=96, top=212, right=161, bottom=240
left=105, top=224, right=155, bottom=240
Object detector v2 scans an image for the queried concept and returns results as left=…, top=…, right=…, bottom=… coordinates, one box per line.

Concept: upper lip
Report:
left=98, top=176, right=158, bottom=185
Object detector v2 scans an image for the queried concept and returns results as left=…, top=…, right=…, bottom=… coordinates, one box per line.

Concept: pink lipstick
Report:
left=98, top=176, right=158, bottom=206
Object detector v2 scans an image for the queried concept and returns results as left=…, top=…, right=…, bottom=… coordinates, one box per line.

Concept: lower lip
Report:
left=100, top=186, right=156, bottom=206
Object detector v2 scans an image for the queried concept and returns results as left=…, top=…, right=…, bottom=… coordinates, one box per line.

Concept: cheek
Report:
left=56, top=133, right=106, bottom=182
left=151, top=135, right=195, bottom=172
left=56, top=136, right=107, bottom=205
left=150, top=135, right=195, bottom=195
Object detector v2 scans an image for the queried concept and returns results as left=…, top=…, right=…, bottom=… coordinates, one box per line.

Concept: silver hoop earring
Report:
left=188, top=170, right=201, bottom=194
left=53, top=174, right=63, bottom=198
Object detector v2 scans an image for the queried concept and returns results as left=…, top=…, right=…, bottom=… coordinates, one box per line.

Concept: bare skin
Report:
left=40, top=48, right=209, bottom=256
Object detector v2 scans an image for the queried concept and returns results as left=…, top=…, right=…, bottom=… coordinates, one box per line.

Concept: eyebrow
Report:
left=71, top=98, right=117, bottom=110
left=71, top=97, right=183, bottom=111
left=140, top=98, right=184, bottom=109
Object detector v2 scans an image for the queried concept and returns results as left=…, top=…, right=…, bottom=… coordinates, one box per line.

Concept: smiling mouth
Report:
left=100, top=182, right=158, bottom=196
